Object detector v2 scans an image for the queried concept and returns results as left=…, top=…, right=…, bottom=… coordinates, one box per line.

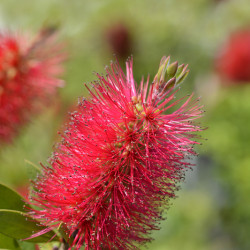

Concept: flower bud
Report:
left=177, top=69, right=189, bottom=84
left=153, top=57, right=189, bottom=99
left=167, top=61, right=178, bottom=78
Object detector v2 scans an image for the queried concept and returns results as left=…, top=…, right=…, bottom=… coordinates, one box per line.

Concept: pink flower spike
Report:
left=29, top=56, right=203, bottom=249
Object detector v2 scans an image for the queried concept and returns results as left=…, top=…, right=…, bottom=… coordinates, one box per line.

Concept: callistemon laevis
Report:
left=29, top=56, right=203, bottom=249
left=0, top=28, right=66, bottom=143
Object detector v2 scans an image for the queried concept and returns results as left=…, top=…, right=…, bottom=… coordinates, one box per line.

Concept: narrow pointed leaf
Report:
left=25, top=159, right=42, bottom=180
left=58, top=223, right=74, bottom=245
left=0, top=233, right=21, bottom=249
left=0, top=183, right=29, bottom=211
left=0, top=209, right=59, bottom=243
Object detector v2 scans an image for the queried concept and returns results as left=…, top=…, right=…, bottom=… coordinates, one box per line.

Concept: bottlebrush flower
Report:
left=29, top=56, right=203, bottom=249
left=105, top=22, right=133, bottom=59
left=0, top=28, right=65, bottom=143
left=215, top=28, right=250, bottom=83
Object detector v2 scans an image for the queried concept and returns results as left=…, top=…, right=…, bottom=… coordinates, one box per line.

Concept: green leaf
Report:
left=0, top=209, right=59, bottom=243
left=18, top=241, right=36, bottom=250
left=0, top=183, right=29, bottom=212
left=58, top=222, right=73, bottom=245
left=0, top=233, right=21, bottom=250
left=24, top=160, right=41, bottom=173
left=36, top=242, right=61, bottom=250
left=24, top=159, right=41, bottom=180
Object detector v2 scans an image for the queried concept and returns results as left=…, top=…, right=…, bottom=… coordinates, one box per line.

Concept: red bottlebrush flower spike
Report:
left=215, top=28, right=250, bottom=83
left=29, top=56, right=203, bottom=249
left=0, top=28, right=65, bottom=143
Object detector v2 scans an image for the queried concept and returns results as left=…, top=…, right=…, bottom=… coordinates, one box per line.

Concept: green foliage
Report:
left=0, top=209, right=59, bottom=243
left=18, top=242, right=36, bottom=250
left=0, top=185, right=44, bottom=249
left=0, top=233, right=21, bottom=250
left=204, top=86, right=250, bottom=249
left=0, top=183, right=29, bottom=212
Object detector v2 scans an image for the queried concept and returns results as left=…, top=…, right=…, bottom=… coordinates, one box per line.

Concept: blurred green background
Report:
left=0, top=0, right=250, bottom=249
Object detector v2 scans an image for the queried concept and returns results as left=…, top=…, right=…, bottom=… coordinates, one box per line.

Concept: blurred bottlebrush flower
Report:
left=105, top=22, right=133, bottom=59
left=215, top=28, right=250, bottom=83
left=29, top=56, right=203, bottom=249
left=0, top=27, right=66, bottom=143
